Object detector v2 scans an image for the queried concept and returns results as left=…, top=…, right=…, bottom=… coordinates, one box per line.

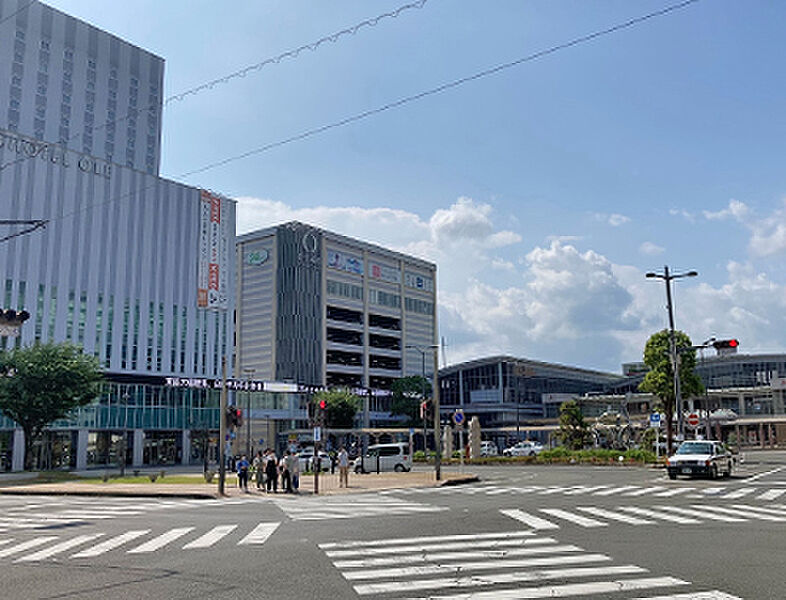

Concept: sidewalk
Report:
left=0, top=470, right=478, bottom=499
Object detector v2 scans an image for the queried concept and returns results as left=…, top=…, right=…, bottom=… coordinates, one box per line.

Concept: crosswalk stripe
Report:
left=617, top=507, right=700, bottom=524
left=237, top=522, right=280, bottom=545
left=0, top=539, right=13, bottom=547
left=696, top=505, right=786, bottom=522
left=660, top=506, right=746, bottom=523
left=500, top=509, right=560, bottom=530
left=334, top=544, right=584, bottom=569
left=540, top=508, right=607, bottom=528
left=593, top=486, right=639, bottom=496
left=630, top=591, right=743, bottom=599
left=718, top=488, right=756, bottom=499
left=320, top=530, right=535, bottom=550
left=399, top=576, right=688, bottom=600
left=127, top=527, right=194, bottom=553
left=538, top=486, right=578, bottom=495
left=342, top=552, right=612, bottom=581
left=182, top=525, right=238, bottom=549
left=72, top=530, right=151, bottom=558
left=563, top=486, right=607, bottom=495
left=757, top=489, right=786, bottom=501
left=625, top=487, right=666, bottom=496
left=654, top=488, right=696, bottom=497
left=575, top=506, right=654, bottom=525
left=730, top=504, right=786, bottom=517
left=352, top=564, right=648, bottom=596
left=0, top=537, right=58, bottom=558
left=698, top=487, right=725, bottom=496
left=15, top=534, right=103, bottom=562
left=325, top=536, right=557, bottom=559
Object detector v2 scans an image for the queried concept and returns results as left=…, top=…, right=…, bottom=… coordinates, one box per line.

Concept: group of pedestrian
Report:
left=237, top=449, right=300, bottom=493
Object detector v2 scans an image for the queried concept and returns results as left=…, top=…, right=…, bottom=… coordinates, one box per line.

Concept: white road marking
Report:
left=625, top=486, right=666, bottom=496
left=320, top=530, right=535, bottom=550
left=237, top=522, right=280, bottom=545
left=575, top=506, right=654, bottom=525
left=0, top=537, right=58, bottom=558
left=718, top=488, right=756, bottom=499
left=631, top=591, right=743, bottom=599
left=692, top=505, right=786, bottom=522
left=593, top=486, right=640, bottom=496
left=617, top=506, right=700, bottom=524
left=500, top=509, right=560, bottom=530
left=659, top=506, right=746, bottom=523
left=182, top=525, right=238, bottom=549
left=654, top=488, right=696, bottom=497
left=16, top=534, right=103, bottom=562
left=744, top=466, right=784, bottom=483
left=72, top=530, right=151, bottom=558
left=127, top=527, right=194, bottom=553
left=325, top=536, right=556, bottom=559
left=757, top=489, right=786, bottom=501
left=540, top=508, right=607, bottom=528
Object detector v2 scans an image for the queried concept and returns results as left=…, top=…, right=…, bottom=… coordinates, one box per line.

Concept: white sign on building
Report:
left=198, top=190, right=230, bottom=310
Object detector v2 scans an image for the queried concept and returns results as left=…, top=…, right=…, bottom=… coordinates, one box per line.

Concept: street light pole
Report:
left=646, top=266, right=698, bottom=450
left=243, top=368, right=255, bottom=458
left=406, top=344, right=440, bottom=480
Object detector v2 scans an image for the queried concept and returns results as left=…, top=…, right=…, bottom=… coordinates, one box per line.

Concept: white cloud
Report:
left=669, top=208, right=695, bottom=222
left=703, top=199, right=750, bottom=221
left=639, top=241, right=665, bottom=256
left=594, top=213, right=630, bottom=227
left=747, top=200, right=786, bottom=257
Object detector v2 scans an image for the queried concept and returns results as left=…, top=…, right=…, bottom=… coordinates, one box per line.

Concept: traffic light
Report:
left=225, top=406, right=243, bottom=429
left=234, top=408, right=243, bottom=428
left=713, top=339, right=739, bottom=354
left=0, top=309, right=30, bottom=325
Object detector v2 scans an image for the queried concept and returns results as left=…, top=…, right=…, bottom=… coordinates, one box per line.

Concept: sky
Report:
left=43, top=0, right=786, bottom=373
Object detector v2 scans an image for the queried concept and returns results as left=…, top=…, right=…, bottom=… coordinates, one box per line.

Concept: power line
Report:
left=179, top=0, right=701, bottom=180
left=0, top=0, right=429, bottom=173
left=0, top=219, right=47, bottom=243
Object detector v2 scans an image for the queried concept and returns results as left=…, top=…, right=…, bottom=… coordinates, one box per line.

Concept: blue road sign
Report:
left=452, top=409, right=465, bottom=426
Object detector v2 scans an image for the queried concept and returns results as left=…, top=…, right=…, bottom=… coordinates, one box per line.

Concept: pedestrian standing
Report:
left=265, top=448, right=278, bottom=493
left=236, top=454, right=250, bottom=492
left=287, top=450, right=300, bottom=493
left=279, top=452, right=291, bottom=493
left=252, top=451, right=264, bottom=490
left=338, top=446, right=349, bottom=488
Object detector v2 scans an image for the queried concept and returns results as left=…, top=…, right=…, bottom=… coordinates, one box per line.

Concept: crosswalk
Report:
left=385, top=483, right=786, bottom=502
left=273, top=494, right=447, bottom=521
left=0, top=521, right=280, bottom=562
left=502, top=502, right=786, bottom=530
left=0, top=496, right=257, bottom=532
left=318, top=530, right=741, bottom=599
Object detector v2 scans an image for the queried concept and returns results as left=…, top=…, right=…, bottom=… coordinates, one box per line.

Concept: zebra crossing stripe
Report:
left=730, top=504, right=786, bottom=518
left=574, top=506, right=654, bottom=525
left=182, top=525, right=238, bottom=549
left=127, top=527, right=194, bottom=553
left=72, top=530, right=151, bottom=558
left=659, top=506, right=746, bottom=523
left=540, top=508, right=607, bottom=528
left=630, top=591, right=743, bottom=599
left=593, top=486, right=639, bottom=496
left=15, top=534, right=103, bottom=562
left=654, top=488, right=696, bottom=497
left=334, top=544, right=584, bottom=569
left=719, top=488, right=757, bottom=499
left=500, top=509, right=560, bottom=530
left=352, top=564, right=648, bottom=596
left=341, top=552, right=612, bottom=581
left=0, top=539, right=13, bottom=547
left=237, top=522, right=280, bottom=545
left=625, top=487, right=666, bottom=496
left=320, top=530, right=535, bottom=550
left=617, top=507, right=700, bottom=524
left=398, top=576, right=688, bottom=600
left=696, top=505, right=786, bottom=522
left=699, top=487, right=725, bottom=496
left=757, top=489, right=786, bottom=501
left=325, top=536, right=557, bottom=559
left=0, top=537, right=57, bottom=558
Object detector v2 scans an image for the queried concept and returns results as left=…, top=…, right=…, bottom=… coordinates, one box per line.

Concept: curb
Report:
left=0, top=488, right=218, bottom=499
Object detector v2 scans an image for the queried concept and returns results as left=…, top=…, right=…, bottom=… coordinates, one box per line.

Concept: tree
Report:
left=557, top=400, right=591, bottom=450
left=0, top=342, right=103, bottom=470
left=638, top=329, right=704, bottom=454
left=314, top=389, right=360, bottom=429
left=390, top=376, right=431, bottom=427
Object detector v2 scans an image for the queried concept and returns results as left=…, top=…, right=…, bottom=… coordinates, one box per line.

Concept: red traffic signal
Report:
left=319, top=399, right=327, bottom=410
left=713, top=339, right=739, bottom=350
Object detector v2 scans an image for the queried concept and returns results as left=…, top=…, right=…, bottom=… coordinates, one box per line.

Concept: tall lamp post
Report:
left=243, top=368, right=255, bottom=458
left=406, top=344, right=441, bottom=480
left=645, top=266, right=698, bottom=445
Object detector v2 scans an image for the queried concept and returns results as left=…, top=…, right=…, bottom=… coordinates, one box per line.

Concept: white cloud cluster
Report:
left=639, top=241, right=665, bottom=256
left=594, top=212, right=631, bottom=227
left=700, top=198, right=786, bottom=257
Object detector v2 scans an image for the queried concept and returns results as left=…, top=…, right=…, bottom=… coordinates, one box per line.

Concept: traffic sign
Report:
left=687, top=413, right=700, bottom=427
left=649, top=413, right=661, bottom=428
left=313, top=426, right=322, bottom=442
left=452, top=409, right=465, bottom=426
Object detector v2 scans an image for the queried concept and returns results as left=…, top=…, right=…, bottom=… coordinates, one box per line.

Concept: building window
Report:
left=95, top=293, right=104, bottom=359
left=404, top=297, right=434, bottom=315
left=326, top=279, right=363, bottom=301
left=48, top=286, right=58, bottom=340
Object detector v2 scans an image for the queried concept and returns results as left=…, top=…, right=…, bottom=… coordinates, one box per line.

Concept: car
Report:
left=354, top=443, right=412, bottom=473
left=666, top=440, right=733, bottom=480
left=297, top=448, right=330, bottom=472
left=503, top=440, right=544, bottom=457
left=479, top=441, right=499, bottom=457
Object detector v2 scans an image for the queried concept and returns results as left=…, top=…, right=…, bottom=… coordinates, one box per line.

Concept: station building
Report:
left=0, top=0, right=241, bottom=471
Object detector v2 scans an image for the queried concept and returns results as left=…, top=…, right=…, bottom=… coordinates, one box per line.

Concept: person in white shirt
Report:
left=337, top=446, right=349, bottom=488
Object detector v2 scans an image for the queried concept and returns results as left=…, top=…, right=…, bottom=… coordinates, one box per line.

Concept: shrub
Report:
left=159, top=470, right=166, bottom=479
left=204, top=470, right=215, bottom=484
left=101, top=472, right=110, bottom=482
left=148, top=473, right=158, bottom=482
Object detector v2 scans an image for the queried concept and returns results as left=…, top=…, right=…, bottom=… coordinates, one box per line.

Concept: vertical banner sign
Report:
left=198, top=190, right=229, bottom=309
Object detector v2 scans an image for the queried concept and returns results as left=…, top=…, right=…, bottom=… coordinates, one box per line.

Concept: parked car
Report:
left=297, top=448, right=330, bottom=472
left=503, top=440, right=544, bottom=457
left=480, top=441, right=499, bottom=457
left=354, top=443, right=412, bottom=473
left=666, top=440, right=733, bottom=480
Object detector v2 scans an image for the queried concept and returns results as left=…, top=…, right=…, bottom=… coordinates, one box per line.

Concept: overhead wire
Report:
left=0, top=0, right=429, bottom=173
left=1, top=0, right=701, bottom=243
left=179, top=0, right=701, bottom=180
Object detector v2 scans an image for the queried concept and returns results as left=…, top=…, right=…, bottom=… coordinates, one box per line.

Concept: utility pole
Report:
left=433, top=347, right=441, bottom=481
left=218, top=356, right=228, bottom=496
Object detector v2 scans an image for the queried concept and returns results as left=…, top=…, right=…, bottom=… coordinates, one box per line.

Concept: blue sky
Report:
left=45, top=0, right=786, bottom=372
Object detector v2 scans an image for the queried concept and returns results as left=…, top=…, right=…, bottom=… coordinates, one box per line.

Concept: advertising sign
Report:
left=197, top=190, right=229, bottom=309
left=405, top=271, right=434, bottom=292
left=369, top=261, right=400, bottom=283
left=327, top=250, right=363, bottom=275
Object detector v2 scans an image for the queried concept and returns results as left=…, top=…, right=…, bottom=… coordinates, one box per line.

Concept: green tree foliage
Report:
left=315, top=389, right=360, bottom=429
left=638, top=329, right=704, bottom=452
left=557, top=400, right=591, bottom=450
left=390, top=376, right=431, bottom=426
left=0, top=342, right=103, bottom=469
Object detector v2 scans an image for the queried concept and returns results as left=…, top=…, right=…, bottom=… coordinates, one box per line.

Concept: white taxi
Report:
left=666, top=440, right=733, bottom=480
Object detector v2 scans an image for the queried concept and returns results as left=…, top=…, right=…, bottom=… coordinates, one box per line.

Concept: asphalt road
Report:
left=1, top=452, right=785, bottom=599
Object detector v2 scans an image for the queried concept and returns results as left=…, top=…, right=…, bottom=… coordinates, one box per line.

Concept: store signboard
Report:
left=369, top=261, right=399, bottom=283
left=327, top=249, right=363, bottom=275
left=197, top=190, right=229, bottom=309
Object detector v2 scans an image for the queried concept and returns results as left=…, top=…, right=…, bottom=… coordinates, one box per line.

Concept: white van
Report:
left=354, top=443, right=412, bottom=473
left=480, top=441, right=499, bottom=457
